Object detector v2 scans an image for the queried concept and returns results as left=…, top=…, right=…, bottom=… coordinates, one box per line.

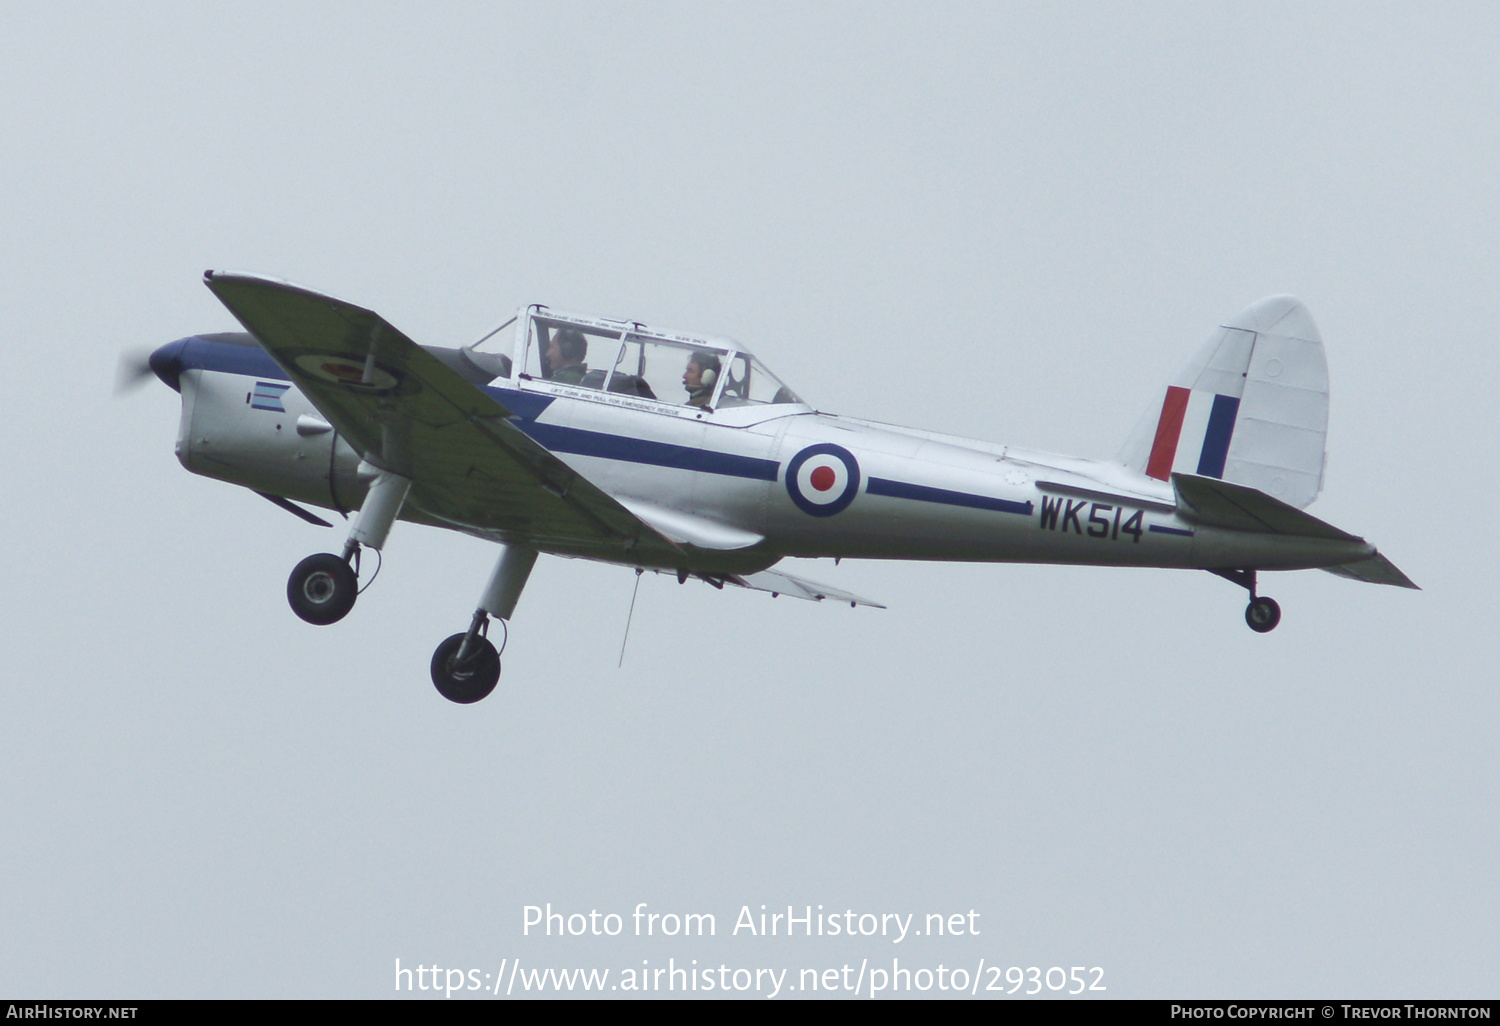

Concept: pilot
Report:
left=683, top=350, right=720, bottom=407
left=545, top=329, right=589, bottom=385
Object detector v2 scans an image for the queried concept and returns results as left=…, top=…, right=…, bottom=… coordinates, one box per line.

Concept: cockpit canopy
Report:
left=468, top=308, right=804, bottom=411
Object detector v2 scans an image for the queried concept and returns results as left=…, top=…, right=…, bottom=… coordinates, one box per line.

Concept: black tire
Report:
left=430, top=632, right=500, bottom=704
left=1245, top=596, right=1282, bottom=633
left=287, top=553, right=358, bottom=625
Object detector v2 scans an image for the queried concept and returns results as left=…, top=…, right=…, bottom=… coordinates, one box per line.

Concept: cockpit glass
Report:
left=521, top=312, right=805, bottom=410
left=718, top=353, right=802, bottom=407
left=616, top=334, right=727, bottom=408
left=524, top=316, right=623, bottom=391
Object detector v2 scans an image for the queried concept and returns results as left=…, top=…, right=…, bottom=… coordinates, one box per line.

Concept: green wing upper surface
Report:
left=205, top=272, right=683, bottom=564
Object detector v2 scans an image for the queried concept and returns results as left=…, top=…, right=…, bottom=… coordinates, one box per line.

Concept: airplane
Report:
left=135, top=272, right=1415, bottom=703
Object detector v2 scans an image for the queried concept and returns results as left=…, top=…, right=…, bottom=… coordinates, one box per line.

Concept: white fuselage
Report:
left=164, top=334, right=1371, bottom=577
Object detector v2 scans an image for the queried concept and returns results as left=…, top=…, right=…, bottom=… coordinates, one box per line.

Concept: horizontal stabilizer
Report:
left=1321, top=554, right=1419, bottom=589
left=1174, top=473, right=1414, bottom=585
left=1172, top=473, right=1358, bottom=541
left=730, top=569, right=885, bottom=608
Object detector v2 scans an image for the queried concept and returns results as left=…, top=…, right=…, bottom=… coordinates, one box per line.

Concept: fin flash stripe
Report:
left=1146, top=386, right=1190, bottom=480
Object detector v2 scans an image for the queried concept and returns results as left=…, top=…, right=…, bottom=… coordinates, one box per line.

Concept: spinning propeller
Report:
left=114, top=348, right=157, bottom=394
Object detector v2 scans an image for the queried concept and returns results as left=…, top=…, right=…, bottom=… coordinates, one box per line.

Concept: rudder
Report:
left=1119, top=296, right=1328, bottom=509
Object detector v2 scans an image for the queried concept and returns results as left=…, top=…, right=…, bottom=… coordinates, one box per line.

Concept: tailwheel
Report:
left=1245, top=596, right=1281, bottom=633
left=430, top=632, right=501, bottom=704
left=287, top=553, right=358, bottom=625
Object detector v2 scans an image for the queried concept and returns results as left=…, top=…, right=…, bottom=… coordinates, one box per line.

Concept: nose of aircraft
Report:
left=149, top=338, right=188, bottom=392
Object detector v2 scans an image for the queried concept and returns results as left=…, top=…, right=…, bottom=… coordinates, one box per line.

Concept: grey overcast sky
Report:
left=2, top=2, right=1495, bottom=998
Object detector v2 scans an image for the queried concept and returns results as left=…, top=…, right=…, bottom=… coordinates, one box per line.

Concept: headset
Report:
left=691, top=350, right=720, bottom=390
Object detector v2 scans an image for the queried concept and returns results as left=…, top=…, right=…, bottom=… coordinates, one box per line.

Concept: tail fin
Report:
left=1119, top=296, right=1329, bottom=509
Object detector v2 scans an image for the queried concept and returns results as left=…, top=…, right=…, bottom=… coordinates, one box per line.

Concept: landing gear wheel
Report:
left=1245, top=596, right=1281, bottom=633
left=287, top=553, right=358, bottom=625
left=430, top=632, right=501, bottom=704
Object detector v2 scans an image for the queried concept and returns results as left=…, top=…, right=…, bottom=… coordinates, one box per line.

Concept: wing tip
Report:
left=201, top=269, right=337, bottom=305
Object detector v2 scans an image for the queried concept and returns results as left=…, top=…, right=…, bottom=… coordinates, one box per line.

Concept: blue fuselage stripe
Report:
left=866, top=477, right=1034, bottom=516
left=522, top=423, right=780, bottom=480
left=1148, top=524, right=1194, bottom=536
left=171, top=336, right=782, bottom=482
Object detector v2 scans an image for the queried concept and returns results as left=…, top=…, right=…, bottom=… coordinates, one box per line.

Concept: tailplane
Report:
left=1120, top=296, right=1328, bottom=509
left=1172, top=473, right=1418, bottom=589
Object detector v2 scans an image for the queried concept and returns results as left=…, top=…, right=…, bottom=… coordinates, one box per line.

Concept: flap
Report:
left=730, top=568, right=885, bottom=608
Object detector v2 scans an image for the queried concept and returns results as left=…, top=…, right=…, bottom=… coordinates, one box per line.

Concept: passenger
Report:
left=683, top=350, right=721, bottom=407
left=546, top=329, right=589, bottom=385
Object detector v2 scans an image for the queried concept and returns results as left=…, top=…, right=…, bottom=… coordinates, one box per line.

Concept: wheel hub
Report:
left=286, top=552, right=359, bottom=626
left=303, top=572, right=336, bottom=604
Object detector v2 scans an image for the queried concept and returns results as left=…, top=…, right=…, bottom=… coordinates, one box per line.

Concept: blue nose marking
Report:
left=149, top=339, right=188, bottom=392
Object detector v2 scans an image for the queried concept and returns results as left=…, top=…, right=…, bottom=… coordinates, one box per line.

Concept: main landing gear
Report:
left=1245, top=595, right=1281, bottom=633
left=287, top=552, right=358, bottom=625
left=1211, top=569, right=1281, bottom=633
left=286, top=466, right=410, bottom=626
left=282, top=463, right=535, bottom=704
left=429, top=544, right=536, bottom=704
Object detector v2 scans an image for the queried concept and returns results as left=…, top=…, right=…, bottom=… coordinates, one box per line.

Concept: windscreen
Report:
left=718, top=352, right=802, bottom=407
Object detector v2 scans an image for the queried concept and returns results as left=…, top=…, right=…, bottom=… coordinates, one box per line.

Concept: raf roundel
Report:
left=785, top=443, right=861, bottom=517
left=292, top=353, right=400, bottom=391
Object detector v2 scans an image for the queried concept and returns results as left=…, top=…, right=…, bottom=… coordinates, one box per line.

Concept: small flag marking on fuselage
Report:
left=250, top=381, right=292, bottom=412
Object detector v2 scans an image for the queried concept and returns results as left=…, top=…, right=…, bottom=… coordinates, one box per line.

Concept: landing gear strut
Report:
left=285, top=464, right=410, bottom=626
left=430, top=543, right=537, bottom=704
left=1211, top=568, right=1281, bottom=633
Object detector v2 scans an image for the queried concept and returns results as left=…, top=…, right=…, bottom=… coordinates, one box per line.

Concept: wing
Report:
left=204, top=272, right=684, bottom=565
